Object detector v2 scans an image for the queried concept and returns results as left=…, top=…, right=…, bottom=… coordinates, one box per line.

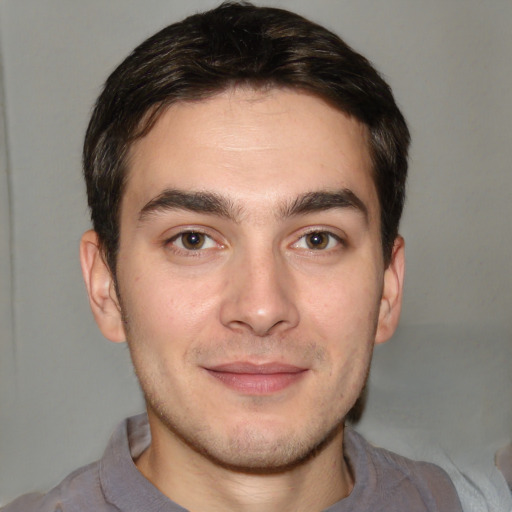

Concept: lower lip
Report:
left=206, top=370, right=307, bottom=394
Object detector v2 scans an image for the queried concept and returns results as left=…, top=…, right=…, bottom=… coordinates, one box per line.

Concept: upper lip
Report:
left=205, top=362, right=307, bottom=374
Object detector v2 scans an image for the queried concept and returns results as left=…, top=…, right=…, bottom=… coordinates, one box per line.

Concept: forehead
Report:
left=123, top=88, right=377, bottom=222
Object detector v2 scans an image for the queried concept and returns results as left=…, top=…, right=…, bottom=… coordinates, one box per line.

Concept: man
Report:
left=3, top=2, right=462, bottom=511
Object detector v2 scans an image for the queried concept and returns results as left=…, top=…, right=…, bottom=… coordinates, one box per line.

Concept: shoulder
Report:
left=344, top=428, right=463, bottom=512
left=1, top=461, right=116, bottom=512
left=1, top=415, right=148, bottom=512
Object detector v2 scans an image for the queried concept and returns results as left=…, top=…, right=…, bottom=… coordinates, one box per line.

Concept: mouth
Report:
left=203, top=362, right=308, bottom=395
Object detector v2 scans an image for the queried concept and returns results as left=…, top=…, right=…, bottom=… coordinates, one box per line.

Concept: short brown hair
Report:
left=83, top=1, right=409, bottom=273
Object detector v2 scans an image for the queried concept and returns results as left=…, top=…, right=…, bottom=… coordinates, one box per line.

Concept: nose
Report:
left=219, top=249, right=299, bottom=336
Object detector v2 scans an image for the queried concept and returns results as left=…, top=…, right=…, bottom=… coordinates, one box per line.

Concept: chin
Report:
left=155, top=403, right=345, bottom=474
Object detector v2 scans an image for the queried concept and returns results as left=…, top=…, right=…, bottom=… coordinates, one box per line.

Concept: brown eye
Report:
left=180, top=232, right=206, bottom=250
left=168, top=231, right=218, bottom=253
left=305, top=232, right=330, bottom=250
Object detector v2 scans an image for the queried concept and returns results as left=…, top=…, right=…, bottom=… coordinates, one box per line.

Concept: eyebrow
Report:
left=138, top=188, right=368, bottom=224
left=280, top=189, right=368, bottom=222
left=139, top=190, right=239, bottom=223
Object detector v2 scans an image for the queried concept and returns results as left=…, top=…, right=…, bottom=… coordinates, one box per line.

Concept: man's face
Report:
left=84, top=88, right=403, bottom=471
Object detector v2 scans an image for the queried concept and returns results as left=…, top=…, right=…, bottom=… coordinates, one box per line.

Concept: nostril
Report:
left=220, top=296, right=300, bottom=336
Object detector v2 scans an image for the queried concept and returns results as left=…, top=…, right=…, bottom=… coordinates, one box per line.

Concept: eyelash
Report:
left=165, top=228, right=345, bottom=257
left=292, top=230, right=345, bottom=252
left=165, top=230, right=219, bottom=254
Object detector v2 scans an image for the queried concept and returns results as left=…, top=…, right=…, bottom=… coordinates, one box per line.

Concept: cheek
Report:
left=119, top=264, right=223, bottom=347
left=303, top=264, right=382, bottom=335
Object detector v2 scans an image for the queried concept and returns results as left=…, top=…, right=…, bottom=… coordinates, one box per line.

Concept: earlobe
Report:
left=375, top=236, right=405, bottom=345
left=80, top=230, right=126, bottom=343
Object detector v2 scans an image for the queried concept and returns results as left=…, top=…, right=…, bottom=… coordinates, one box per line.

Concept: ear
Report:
left=80, top=230, right=126, bottom=343
left=375, top=236, right=405, bottom=345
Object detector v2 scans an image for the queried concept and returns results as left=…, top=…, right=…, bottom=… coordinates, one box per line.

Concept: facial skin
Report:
left=81, top=88, right=404, bottom=511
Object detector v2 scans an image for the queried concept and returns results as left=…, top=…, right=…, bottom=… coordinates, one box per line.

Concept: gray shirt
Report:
left=2, top=414, right=462, bottom=511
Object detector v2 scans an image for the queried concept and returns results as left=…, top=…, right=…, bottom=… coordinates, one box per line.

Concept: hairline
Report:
left=104, top=83, right=386, bottom=273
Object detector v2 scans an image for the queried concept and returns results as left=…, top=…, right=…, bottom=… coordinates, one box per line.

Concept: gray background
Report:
left=0, top=0, right=511, bottom=505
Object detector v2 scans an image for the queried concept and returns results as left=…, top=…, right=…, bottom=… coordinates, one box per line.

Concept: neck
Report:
left=136, top=413, right=353, bottom=512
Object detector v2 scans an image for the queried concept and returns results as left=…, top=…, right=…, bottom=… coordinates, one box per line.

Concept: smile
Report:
left=204, top=362, right=308, bottom=395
